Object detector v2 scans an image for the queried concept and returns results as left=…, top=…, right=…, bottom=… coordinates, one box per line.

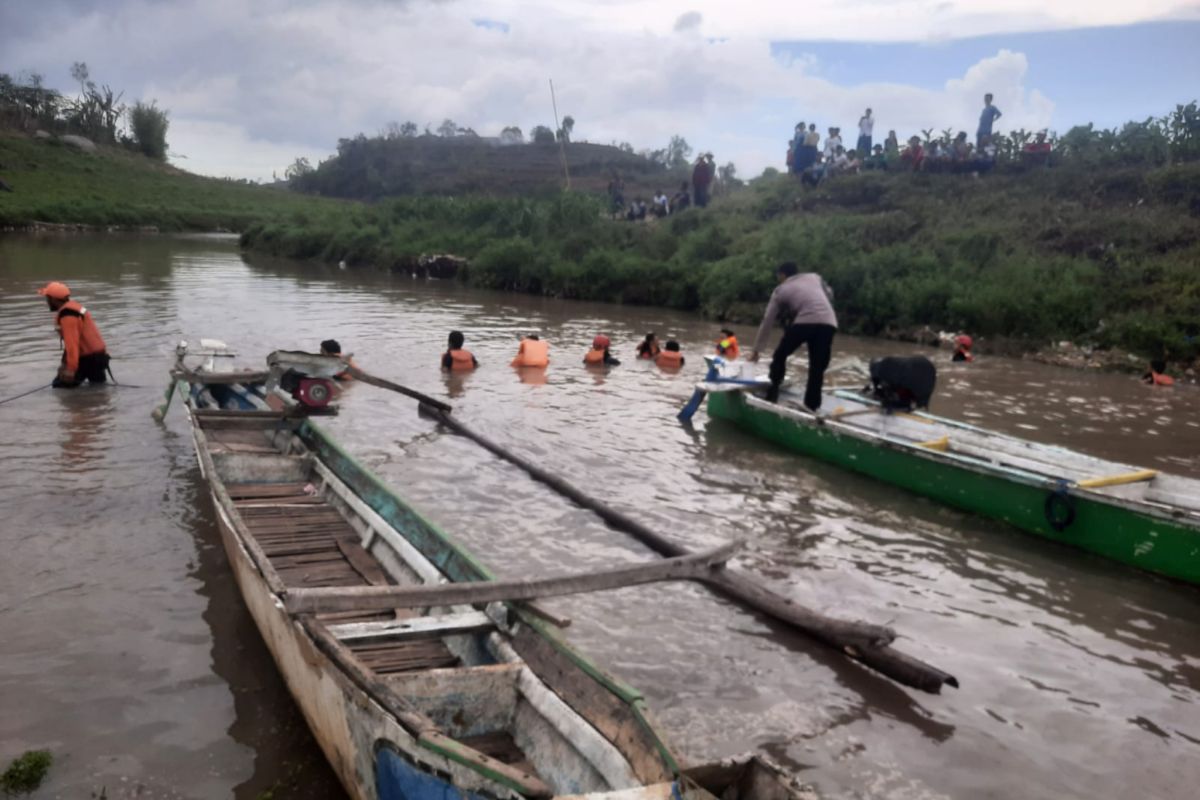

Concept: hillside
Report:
left=292, top=135, right=682, bottom=199
left=0, top=130, right=348, bottom=230
left=242, top=162, right=1200, bottom=363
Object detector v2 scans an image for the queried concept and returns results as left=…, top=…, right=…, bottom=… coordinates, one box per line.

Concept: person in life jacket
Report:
left=511, top=334, right=550, bottom=367
left=583, top=334, right=620, bottom=366
left=636, top=332, right=660, bottom=360
left=715, top=328, right=740, bottom=360
left=38, top=281, right=110, bottom=388
left=442, top=330, right=479, bottom=371
left=952, top=334, right=974, bottom=362
left=1143, top=359, right=1174, bottom=386
left=655, top=339, right=685, bottom=369
left=320, top=339, right=358, bottom=381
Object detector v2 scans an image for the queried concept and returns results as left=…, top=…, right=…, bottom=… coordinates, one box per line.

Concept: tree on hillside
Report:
left=666, top=135, right=692, bottom=168
left=557, top=115, right=574, bottom=143
left=500, top=126, right=524, bottom=144
left=718, top=162, right=739, bottom=184
left=70, top=61, right=89, bottom=98
left=437, top=118, right=458, bottom=137
left=382, top=121, right=403, bottom=139
left=129, top=100, right=169, bottom=160
left=531, top=125, right=555, bottom=144
left=617, top=141, right=634, bottom=153
left=285, top=156, right=314, bottom=180
left=400, top=121, right=418, bottom=137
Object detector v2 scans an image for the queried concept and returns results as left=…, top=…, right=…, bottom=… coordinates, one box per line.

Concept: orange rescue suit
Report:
left=446, top=349, right=477, bottom=371
left=511, top=339, right=550, bottom=367
left=583, top=348, right=606, bottom=364
left=55, top=300, right=107, bottom=372
left=655, top=350, right=683, bottom=368
left=716, top=335, right=740, bottom=360
left=1150, top=371, right=1174, bottom=386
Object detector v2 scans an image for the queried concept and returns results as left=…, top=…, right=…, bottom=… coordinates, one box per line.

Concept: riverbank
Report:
left=241, top=163, right=1200, bottom=367
left=0, top=130, right=348, bottom=231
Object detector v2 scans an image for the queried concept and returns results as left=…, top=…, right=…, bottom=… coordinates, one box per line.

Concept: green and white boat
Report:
left=690, top=359, right=1200, bottom=586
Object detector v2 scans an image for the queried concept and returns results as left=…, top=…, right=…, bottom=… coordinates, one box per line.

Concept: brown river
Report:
left=1, top=234, right=1199, bottom=800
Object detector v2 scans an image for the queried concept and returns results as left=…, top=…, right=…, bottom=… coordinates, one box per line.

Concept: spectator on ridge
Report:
left=884, top=130, right=900, bottom=157
left=1023, top=131, right=1052, bottom=167
left=977, top=93, right=1002, bottom=148
left=652, top=190, right=670, bottom=218
left=901, top=136, right=925, bottom=171
left=626, top=197, right=647, bottom=221
left=671, top=181, right=691, bottom=212
left=692, top=155, right=713, bottom=208
left=864, top=144, right=888, bottom=171
left=823, top=127, right=843, bottom=162
left=857, top=109, right=874, bottom=155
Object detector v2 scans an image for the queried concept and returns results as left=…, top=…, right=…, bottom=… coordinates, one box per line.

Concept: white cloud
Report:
left=167, top=119, right=327, bottom=182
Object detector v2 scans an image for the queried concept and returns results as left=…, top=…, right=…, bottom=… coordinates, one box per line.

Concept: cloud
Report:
left=0, top=0, right=1110, bottom=180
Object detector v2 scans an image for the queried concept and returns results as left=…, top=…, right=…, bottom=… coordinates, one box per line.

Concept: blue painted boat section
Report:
left=376, top=746, right=489, bottom=800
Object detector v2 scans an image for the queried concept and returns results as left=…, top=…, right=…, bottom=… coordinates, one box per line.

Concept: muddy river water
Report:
left=1, top=234, right=1199, bottom=799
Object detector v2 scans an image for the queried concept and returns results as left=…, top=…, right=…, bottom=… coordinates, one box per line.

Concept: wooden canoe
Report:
left=177, top=367, right=809, bottom=799
left=696, top=362, right=1200, bottom=585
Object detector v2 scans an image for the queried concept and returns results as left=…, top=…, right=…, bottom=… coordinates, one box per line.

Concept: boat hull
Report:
left=707, top=390, right=1200, bottom=585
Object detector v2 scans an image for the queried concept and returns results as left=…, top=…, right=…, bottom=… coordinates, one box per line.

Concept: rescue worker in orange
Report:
left=1143, top=359, right=1174, bottom=386
left=39, top=281, right=110, bottom=388
left=320, top=339, right=357, bottom=381
left=442, top=330, right=479, bottom=371
left=583, top=334, right=621, bottom=367
left=655, top=339, right=685, bottom=369
left=511, top=333, right=550, bottom=367
left=952, top=334, right=974, bottom=362
left=716, top=328, right=740, bottom=360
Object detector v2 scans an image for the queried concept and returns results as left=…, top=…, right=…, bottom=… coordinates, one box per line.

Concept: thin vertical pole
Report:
left=549, top=78, right=571, bottom=190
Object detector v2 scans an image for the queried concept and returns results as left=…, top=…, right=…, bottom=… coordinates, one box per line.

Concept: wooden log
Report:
left=345, top=366, right=452, bottom=413
left=285, top=544, right=739, bottom=615
left=425, top=405, right=958, bottom=694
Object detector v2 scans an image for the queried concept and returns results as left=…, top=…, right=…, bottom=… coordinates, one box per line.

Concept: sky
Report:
left=2, top=0, right=1199, bottom=181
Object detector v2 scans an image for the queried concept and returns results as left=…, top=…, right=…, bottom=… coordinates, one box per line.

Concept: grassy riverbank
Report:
left=0, top=131, right=347, bottom=231
left=242, top=163, right=1200, bottom=362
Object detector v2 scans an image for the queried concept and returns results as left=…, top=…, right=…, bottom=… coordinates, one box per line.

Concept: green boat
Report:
left=691, top=361, right=1200, bottom=585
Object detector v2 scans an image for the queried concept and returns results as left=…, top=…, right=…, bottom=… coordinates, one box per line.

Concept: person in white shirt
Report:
left=652, top=190, right=670, bottom=217
left=823, top=127, right=842, bottom=161
left=856, top=109, right=874, bottom=155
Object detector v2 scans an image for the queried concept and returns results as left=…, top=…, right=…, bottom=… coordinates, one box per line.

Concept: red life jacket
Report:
left=1151, top=371, right=1174, bottom=386
left=655, top=350, right=683, bottom=368
left=511, top=339, right=549, bottom=367
left=446, top=349, right=476, bottom=371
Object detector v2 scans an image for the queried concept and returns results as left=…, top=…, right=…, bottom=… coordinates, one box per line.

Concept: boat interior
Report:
left=757, top=384, right=1200, bottom=519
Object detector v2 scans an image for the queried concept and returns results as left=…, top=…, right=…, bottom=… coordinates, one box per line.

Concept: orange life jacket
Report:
left=55, top=300, right=107, bottom=372
left=446, top=349, right=477, bottom=371
left=716, top=335, right=739, bottom=360
left=583, top=348, right=606, bottom=364
left=655, top=350, right=683, bottom=368
left=511, top=339, right=550, bottom=367
left=1151, top=371, right=1174, bottom=386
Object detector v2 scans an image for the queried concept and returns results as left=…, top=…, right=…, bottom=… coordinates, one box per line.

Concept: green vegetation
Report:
left=128, top=101, right=169, bottom=161
left=242, top=161, right=1200, bottom=362
left=0, top=131, right=349, bottom=230
left=1, top=749, right=52, bottom=795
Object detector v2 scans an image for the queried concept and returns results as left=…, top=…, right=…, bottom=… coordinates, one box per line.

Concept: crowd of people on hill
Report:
left=787, top=93, right=1056, bottom=185
left=609, top=152, right=717, bottom=220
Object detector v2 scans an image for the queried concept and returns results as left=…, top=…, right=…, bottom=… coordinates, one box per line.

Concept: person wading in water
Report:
left=748, top=262, right=838, bottom=410
left=38, top=281, right=110, bottom=388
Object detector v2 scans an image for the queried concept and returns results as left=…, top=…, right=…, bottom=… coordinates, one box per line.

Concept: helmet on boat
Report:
left=592, top=334, right=611, bottom=349
left=37, top=281, right=71, bottom=300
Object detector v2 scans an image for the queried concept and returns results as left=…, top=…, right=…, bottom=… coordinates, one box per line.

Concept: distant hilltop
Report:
left=288, top=133, right=677, bottom=199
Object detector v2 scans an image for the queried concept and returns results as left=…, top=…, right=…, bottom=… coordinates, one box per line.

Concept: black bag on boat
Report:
left=867, top=356, right=937, bottom=411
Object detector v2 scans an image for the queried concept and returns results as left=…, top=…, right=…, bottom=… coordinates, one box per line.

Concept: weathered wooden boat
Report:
left=168, top=343, right=808, bottom=800
left=691, top=358, right=1200, bottom=585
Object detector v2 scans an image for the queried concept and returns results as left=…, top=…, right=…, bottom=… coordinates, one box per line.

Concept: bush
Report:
left=129, top=101, right=169, bottom=160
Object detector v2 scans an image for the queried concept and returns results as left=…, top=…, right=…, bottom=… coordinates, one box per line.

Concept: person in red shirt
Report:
left=38, top=281, right=110, bottom=388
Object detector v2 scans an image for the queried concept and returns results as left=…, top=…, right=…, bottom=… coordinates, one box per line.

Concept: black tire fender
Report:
left=1044, top=489, right=1077, bottom=532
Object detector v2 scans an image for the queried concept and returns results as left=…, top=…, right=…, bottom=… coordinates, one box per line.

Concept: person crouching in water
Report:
left=320, top=339, right=358, bottom=381
left=655, top=340, right=685, bottom=369
left=748, top=262, right=838, bottom=410
left=716, top=328, right=740, bottom=360
left=442, top=330, right=478, bottom=371
left=952, top=334, right=974, bottom=362
left=511, top=333, right=550, bottom=367
left=1143, top=359, right=1174, bottom=386
left=583, top=335, right=620, bottom=366
left=636, top=332, right=660, bottom=360
left=39, top=281, right=110, bottom=388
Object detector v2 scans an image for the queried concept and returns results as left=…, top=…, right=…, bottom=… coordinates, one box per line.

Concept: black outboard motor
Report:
left=868, top=356, right=937, bottom=411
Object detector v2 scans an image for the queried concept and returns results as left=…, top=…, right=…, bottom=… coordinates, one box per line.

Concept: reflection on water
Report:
left=1, top=234, right=1199, bottom=800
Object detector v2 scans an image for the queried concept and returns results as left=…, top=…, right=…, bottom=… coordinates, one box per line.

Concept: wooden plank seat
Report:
left=349, top=637, right=461, bottom=675
left=460, top=731, right=538, bottom=776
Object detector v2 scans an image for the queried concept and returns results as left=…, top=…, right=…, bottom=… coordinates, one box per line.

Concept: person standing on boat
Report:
left=748, top=262, right=838, bottom=410
left=38, top=281, right=110, bottom=388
